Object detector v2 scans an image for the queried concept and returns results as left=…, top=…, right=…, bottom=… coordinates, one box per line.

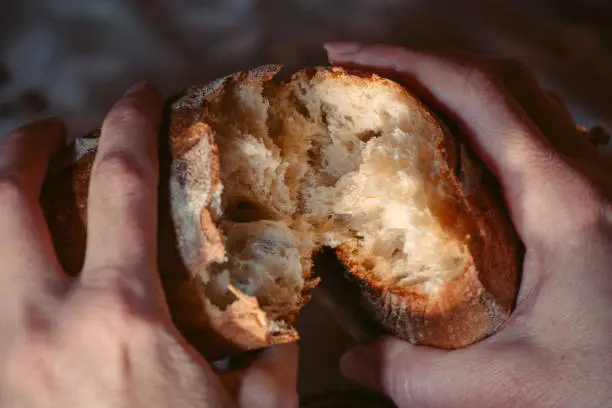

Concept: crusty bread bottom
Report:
left=170, top=65, right=518, bottom=352
left=41, top=66, right=519, bottom=359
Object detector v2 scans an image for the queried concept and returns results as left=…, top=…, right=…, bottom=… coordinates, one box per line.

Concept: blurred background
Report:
left=1, top=0, right=610, bottom=399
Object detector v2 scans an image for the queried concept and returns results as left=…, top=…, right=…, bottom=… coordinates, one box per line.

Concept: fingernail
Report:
left=340, top=345, right=377, bottom=386
left=124, top=81, right=154, bottom=97
left=324, top=42, right=363, bottom=56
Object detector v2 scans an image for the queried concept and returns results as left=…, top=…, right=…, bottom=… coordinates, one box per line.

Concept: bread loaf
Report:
left=40, top=65, right=522, bottom=360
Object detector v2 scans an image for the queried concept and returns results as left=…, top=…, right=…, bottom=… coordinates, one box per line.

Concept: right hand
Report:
left=325, top=43, right=612, bottom=408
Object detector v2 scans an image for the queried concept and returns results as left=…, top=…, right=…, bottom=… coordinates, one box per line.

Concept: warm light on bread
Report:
left=40, top=65, right=522, bottom=360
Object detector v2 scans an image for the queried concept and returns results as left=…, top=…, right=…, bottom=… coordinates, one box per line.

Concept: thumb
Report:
left=340, top=337, right=480, bottom=408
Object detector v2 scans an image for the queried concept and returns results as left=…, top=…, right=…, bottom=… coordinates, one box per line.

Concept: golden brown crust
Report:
left=294, top=66, right=519, bottom=348
left=40, top=64, right=521, bottom=360
left=332, top=80, right=521, bottom=348
left=168, top=65, right=309, bottom=359
left=40, top=65, right=305, bottom=362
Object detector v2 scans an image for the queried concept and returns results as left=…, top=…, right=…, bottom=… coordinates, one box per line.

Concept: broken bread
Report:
left=40, top=65, right=522, bottom=360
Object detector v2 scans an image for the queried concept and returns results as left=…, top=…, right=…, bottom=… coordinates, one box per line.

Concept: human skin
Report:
left=325, top=42, right=612, bottom=408
left=1, top=45, right=611, bottom=408
left=0, top=83, right=298, bottom=408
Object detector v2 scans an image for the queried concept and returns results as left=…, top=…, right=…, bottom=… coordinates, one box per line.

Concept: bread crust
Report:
left=281, top=66, right=519, bottom=348
left=332, top=75, right=521, bottom=347
left=41, top=65, right=308, bottom=361
left=168, top=65, right=321, bottom=360
left=40, top=64, right=521, bottom=360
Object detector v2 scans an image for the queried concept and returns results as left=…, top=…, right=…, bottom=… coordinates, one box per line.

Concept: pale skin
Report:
left=0, top=44, right=610, bottom=408
left=0, top=84, right=298, bottom=408
left=325, top=43, right=612, bottom=408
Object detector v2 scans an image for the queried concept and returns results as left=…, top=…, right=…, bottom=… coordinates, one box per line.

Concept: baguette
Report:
left=40, top=65, right=522, bottom=360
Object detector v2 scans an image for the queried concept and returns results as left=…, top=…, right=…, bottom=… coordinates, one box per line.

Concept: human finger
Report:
left=81, top=83, right=163, bottom=298
left=0, top=117, right=67, bottom=291
left=340, top=336, right=536, bottom=408
left=341, top=337, right=463, bottom=407
left=324, top=43, right=606, bottom=244
left=487, top=58, right=596, bottom=161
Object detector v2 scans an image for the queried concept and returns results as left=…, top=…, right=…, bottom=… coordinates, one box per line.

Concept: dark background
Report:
left=1, top=0, right=610, bottom=397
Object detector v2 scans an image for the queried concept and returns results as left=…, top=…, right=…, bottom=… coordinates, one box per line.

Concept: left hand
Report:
left=0, top=83, right=298, bottom=408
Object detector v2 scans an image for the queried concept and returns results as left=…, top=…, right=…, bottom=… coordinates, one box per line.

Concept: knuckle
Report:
left=462, top=63, right=502, bottom=101
left=93, top=152, right=150, bottom=194
left=0, top=170, right=28, bottom=206
left=388, top=369, right=417, bottom=404
left=70, top=282, right=157, bottom=336
left=386, top=353, right=434, bottom=406
left=80, top=270, right=158, bottom=318
left=105, top=101, right=150, bottom=130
